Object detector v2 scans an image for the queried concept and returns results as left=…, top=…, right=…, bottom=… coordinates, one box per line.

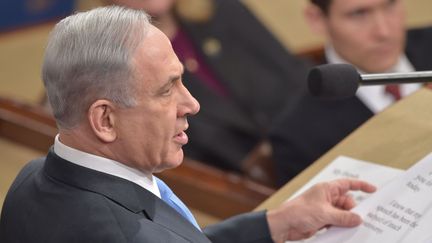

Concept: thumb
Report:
left=326, top=208, right=362, bottom=227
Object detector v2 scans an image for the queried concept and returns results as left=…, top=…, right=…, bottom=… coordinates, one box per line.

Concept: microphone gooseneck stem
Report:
left=360, top=71, right=432, bottom=85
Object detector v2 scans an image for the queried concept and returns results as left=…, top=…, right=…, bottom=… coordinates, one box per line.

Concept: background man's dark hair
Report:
left=310, top=0, right=332, bottom=14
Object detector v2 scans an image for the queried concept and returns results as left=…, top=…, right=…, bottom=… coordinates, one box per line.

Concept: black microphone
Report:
left=308, top=63, right=432, bottom=98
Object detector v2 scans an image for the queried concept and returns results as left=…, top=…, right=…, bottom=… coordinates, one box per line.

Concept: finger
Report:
left=335, top=195, right=356, bottom=210
left=326, top=208, right=363, bottom=227
left=331, top=179, right=377, bottom=194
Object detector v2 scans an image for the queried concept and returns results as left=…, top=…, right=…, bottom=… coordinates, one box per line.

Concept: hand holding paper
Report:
left=309, top=153, right=432, bottom=243
left=267, top=179, right=376, bottom=243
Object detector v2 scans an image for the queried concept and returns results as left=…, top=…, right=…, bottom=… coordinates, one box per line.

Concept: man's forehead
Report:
left=134, top=26, right=174, bottom=66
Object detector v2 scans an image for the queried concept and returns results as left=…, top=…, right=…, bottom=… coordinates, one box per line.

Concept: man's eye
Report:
left=385, top=0, right=398, bottom=10
left=161, top=88, right=173, bottom=96
left=348, top=9, right=368, bottom=18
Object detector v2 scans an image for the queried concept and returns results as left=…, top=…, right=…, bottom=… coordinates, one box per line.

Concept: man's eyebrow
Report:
left=159, top=75, right=182, bottom=90
left=168, top=75, right=181, bottom=85
left=159, top=68, right=184, bottom=91
left=158, top=78, right=176, bottom=92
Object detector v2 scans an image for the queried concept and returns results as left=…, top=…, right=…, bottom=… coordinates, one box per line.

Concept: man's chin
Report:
left=155, top=151, right=184, bottom=173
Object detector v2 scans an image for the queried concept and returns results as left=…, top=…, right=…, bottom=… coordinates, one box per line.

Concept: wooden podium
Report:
left=256, top=88, right=432, bottom=211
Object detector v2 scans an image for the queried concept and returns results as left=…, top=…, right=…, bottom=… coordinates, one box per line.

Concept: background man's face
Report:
left=325, top=0, right=406, bottom=73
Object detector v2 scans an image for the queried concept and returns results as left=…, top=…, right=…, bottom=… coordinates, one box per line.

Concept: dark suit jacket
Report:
left=178, top=0, right=311, bottom=171
left=270, top=26, right=432, bottom=186
left=0, top=150, right=272, bottom=243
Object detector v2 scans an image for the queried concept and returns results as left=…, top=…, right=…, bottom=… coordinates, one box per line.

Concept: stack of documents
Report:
left=287, top=153, right=432, bottom=243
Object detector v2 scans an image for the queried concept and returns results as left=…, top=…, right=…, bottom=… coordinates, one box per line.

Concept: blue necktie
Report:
left=155, top=177, right=201, bottom=230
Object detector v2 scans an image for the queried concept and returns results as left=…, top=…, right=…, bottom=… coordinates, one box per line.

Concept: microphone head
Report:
left=308, top=63, right=361, bottom=98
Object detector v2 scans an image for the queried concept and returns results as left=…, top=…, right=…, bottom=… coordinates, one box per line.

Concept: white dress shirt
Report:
left=326, top=45, right=421, bottom=113
left=53, top=135, right=161, bottom=198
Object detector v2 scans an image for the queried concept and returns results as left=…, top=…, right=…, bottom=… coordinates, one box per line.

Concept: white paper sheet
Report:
left=289, top=156, right=403, bottom=202
left=308, top=153, right=432, bottom=243
left=286, top=156, right=404, bottom=243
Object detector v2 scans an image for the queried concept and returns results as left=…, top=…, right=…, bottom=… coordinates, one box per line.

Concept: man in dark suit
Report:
left=0, top=6, right=376, bottom=243
left=270, top=0, right=432, bottom=185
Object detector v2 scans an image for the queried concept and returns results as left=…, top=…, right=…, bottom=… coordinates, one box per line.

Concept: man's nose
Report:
left=178, top=84, right=200, bottom=117
left=373, top=12, right=391, bottom=39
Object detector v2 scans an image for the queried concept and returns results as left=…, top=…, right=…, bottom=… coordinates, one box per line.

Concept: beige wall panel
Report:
left=0, top=24, right=51, bottom=103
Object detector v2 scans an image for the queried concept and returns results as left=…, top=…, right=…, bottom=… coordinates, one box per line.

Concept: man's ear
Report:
left=304, top=4, right=329, bottom=37
left=88, top=100, right=117, bottom=143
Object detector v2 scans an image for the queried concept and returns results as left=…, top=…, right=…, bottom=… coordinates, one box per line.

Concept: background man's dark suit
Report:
left=0, top=150, right=272, bottom=243
left=178, top=0, right=310, bottom=171
left=270, top=27, right=432, bottom=186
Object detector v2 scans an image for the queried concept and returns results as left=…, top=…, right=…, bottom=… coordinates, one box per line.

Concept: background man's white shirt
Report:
left=326, top=45, right=421, bottom=113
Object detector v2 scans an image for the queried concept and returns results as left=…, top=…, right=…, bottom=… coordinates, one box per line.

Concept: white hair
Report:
left=42, top=6, right=151, bottom=128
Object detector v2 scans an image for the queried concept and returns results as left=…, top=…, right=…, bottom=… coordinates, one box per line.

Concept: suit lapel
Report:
left=406, top=27, right=432, bottom=71
left=43, top=150, right=210, bottom=242
left=152, top=198, right=209, bottom=242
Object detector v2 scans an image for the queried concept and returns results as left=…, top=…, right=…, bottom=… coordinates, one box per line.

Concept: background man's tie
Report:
left=384, top=84, right=402, bottom=100
left=156, top=177, right=201, bottom=230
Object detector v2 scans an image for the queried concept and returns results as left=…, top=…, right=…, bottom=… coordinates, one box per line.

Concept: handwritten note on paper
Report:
left=286, top=156, right=403, bottom=243
left=309, top=152, right=432, bottom=243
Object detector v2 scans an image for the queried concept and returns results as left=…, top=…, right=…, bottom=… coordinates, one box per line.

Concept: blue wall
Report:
left=0, top=0, right=75, bottom=32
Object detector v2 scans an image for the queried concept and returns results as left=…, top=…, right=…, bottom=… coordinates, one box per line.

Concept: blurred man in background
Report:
left=270, top=0, right=432, bottom=185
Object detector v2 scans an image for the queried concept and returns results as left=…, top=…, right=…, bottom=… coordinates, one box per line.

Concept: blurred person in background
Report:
left=270, top=0, right=432, bottom=185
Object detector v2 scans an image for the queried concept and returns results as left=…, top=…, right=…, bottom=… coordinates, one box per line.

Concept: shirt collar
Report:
left=53, top=134, right=161, bottom=198
left=324, top=45, right=420, bottom=113
left=325, top=44, right=415, bottom=74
